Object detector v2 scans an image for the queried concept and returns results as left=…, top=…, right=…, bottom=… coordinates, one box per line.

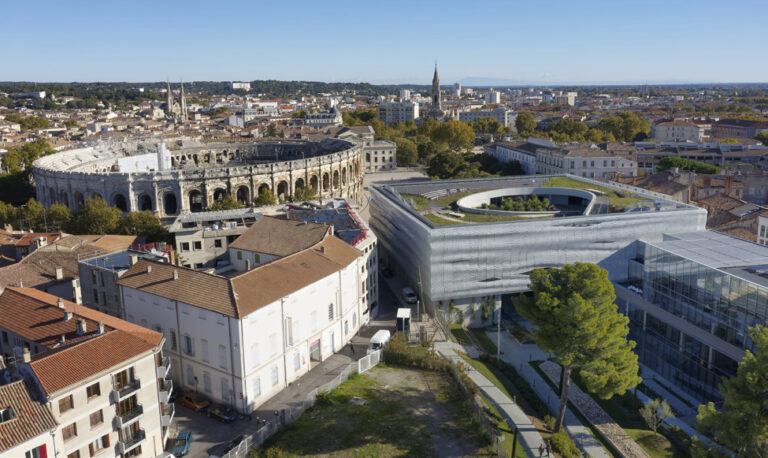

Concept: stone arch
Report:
left=212, top=188, right=227, bottom=202
left=92, top=192, right=103, bottom=202
left=74, top=192, right=85, bottom=210
left=258, top=183, right=270, bottom=196
left=163, top=192, right=178, bottom=215
left=294, top=177, right=305, bottom=192
left=322, top=172, right=330, bottom=191
left=188, top=189, right=204, bottom=212
left=309, top=175, right=319, bottom=192
left=236, top=186, right=249, bottom=204
left=59, top=190, right=69, bottom=208
left=193, top=155, right=199, bottom=166
left=276, top=180, right=289, bottom=199
left=333, top=170, right=340, bottom=188
left=49, top=188, right=56, bottom=204
left=138, top=193, right=152, bottom=211
left=354, top=161, right=359, bottom=176
left=113, top=193, right=128, bottom=212
left=342, top=168, right=347, bottom=185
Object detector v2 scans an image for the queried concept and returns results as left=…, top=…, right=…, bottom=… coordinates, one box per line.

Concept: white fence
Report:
left=218, top=350, right=383, bottom=458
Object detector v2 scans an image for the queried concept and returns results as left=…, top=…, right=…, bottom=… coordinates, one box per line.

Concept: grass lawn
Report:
left=399, top=193, right=430, bottom=211
left=450, top=324, right=473, bottom=345
left=469, top=327, right=499, bottom=354
left=255, top=366, right=494, bottom=457
left=542, top=176, right=648, bottom=212
left=424, top=211, right=550, bottom=226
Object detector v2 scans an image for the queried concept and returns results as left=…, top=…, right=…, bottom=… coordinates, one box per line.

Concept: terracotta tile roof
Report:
left=118, top=261, right=236, bottom=316
left=28, top=330, right=156, bottom=395
left=119, top=236, right=360, bottom=318
left=228, top=216, right=330, bottom=256
left=0, top=379, right=57, bottom=452
left=231, top=237, right=361, bottom=315
left=14, top=232, right=61, bottom=248
left=0, top=288, right=162, bottom=395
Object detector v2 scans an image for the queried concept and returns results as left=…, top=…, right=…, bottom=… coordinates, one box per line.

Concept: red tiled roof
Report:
left=0, top=288, right=162, bottom=395
left=14, top=233, right=61, bottom=248
left=0, top=379, right=57, bottom=452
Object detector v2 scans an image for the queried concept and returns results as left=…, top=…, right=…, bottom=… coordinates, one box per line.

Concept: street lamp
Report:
left=194, top=376, right=198, bottom=393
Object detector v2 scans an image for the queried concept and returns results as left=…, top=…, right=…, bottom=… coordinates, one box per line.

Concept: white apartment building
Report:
left=333, top=126, right=397, bottom=172
left=377, top=101, right=419, bottom=125
left=0, top=287, right=170, bottom=458
left=304, top=106, right=342, bottom=128
left=651, top=119, right=709, bottom=142
left=117, top=235, right=364, bottom=413
left=553, top=92, right=577, bottom=106
left=535, top=146, right=636, bottom=178
left=459, top=108, right=517, bottom=128
left=485, top=90, right=501, bottom=105
left=399, top=89, right=411, bottom=100
left=231, top=82, right=251, bottom=91
left=490, top=142, right=537, bottom=175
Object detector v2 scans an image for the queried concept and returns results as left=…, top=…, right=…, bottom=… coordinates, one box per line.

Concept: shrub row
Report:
left=478, top=354, right=550, bottom=418
left=550, top=430, right=581, bottom=458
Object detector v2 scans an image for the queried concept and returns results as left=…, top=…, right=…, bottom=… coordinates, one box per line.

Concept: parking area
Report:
left=168, top=320, right=395, bottom=457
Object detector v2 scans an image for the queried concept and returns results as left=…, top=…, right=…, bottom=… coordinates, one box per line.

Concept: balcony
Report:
left=115, top=405, right=143, bottom=428
left=156, top=355, right=171, bottom=379
left=118, top=429, right=145, bottom=454
left=159, top=379, right=174, bottom=404
left=161, top=403, right=175, bottom=427
left=112, top=379, right=141, bottom=402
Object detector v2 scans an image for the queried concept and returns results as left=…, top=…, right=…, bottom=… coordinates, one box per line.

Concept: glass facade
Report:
left=623, top=242, right=766, bottom=402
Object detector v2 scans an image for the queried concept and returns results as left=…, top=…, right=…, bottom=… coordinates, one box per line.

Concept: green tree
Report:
left=427, top=151, right=465, bottom=179
left=756, top=132, right=768, bottom=147
left=207, top=194, right=244, bottom=211
left=293, top=186, right=317, bottom=201
left=2, top=138, right=56, bottom=174
left=254, top=187, right=277, bottom=206
left=46, top=203, right=71, bottom=231
left=266, top=123, right=278, bottom=137
left=4, top=114, right=50, bottom=131
left=639, top=398, right=672, bottom=437
left=469, top=116, right=504, bottom=135
left=120, top=211, right=169, bottom=242
left=394, top=137, right=418, bottom=165
left=657, top=156, right=719, bottom=174
left=63, top=119, right=79, bottom=128
left=70, top=197, right=122, bottom=234
left=515, top=263, right=641, bottom=432
left=430, top=120, right=475, bottom=152
left=515, top=111, right=537, bottom=136
left=19, top=199, right=46, bottom=231
left=696, top=325, right=768, bottom=456
left=0, top=201, right=19, bottom=228
left=596, top=112, right=650, bottom=141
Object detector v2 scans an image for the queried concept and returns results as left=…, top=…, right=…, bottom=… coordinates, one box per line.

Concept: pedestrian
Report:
left=547, top=440, right=552, bottom=457
left=538, top=443, right=545, bottom=458
left=350, top=343, right=356, bottom=355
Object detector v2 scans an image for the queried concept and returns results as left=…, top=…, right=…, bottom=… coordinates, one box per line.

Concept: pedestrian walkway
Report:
left=434, top=341, right=545, bottom=457
left=489, top=330, right=611, bottom=458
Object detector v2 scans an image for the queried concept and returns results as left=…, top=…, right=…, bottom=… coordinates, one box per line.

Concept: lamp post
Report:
left=194, top=376, right=198, bottom=393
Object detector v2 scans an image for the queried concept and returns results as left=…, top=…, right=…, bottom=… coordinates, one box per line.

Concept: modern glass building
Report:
left=616, top=231, right=768, bottom=403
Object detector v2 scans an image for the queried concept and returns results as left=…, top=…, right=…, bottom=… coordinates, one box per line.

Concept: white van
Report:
left=367, top=330, right=391, bottom=354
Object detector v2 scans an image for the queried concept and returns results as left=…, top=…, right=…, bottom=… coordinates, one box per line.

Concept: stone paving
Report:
left=540, top=361, right=651, bottom=458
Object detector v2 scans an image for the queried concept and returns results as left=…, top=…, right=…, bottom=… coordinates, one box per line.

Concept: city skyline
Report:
left=3, top=0, right=767, bottom=84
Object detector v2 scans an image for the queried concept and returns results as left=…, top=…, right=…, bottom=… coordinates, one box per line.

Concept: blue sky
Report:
left=2, top=0, right=766, bottom=85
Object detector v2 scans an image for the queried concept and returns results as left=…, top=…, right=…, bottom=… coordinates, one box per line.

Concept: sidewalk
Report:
left=434, top=341, right=545, bottom=457
left=489, top=329, right=611, bottom=458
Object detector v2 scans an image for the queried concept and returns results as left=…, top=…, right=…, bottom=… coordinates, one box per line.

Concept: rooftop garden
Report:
left=542, top=176, right=648, bottom=212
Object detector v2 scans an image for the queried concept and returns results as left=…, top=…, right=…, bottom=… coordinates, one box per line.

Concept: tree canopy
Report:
left=515, top=111, right=537, bottom=136
left=657, top=156, right=720, bottom=174
left=207, top=194, right=244, bottom=211
left=515, top=263, right=641, bottom=432
left=430, top=120, right=475, bottom=152
left=469, top=116, right=505, bottom=135
left=293, top=186, right=317, bottom=202
left=254, top=187, right=277, bottom=207
left=696, top=325, right=768, bottom=456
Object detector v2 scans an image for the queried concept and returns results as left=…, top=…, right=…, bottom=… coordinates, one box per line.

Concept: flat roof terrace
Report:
left=382, top=174, right=695, bottom=227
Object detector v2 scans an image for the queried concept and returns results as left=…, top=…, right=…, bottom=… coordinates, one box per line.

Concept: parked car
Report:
left=222, top=434, right=248, bottom=454
left=402, top=287, right=418, bottom=304
left=367, top=329, right=391, bottom=354
left=172, top=430, right=193, bottom=457
left=208, top=404, right=237, bottom=423
left=180, top=392, right=210, bottom=412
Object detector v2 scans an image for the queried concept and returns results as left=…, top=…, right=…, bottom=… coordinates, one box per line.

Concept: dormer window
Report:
left=0, top=407, right=14, bottom=422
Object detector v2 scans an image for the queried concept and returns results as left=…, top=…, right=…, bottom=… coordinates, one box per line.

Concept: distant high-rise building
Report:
left=453, top=82, right=462, bottom=97
left=485, top=89, right=501, bottom=105
left=378, top=101, right=420, bottom=124
left=399, top=89, right=411, bottom=100
left=232, top=81, right=251, bottom=91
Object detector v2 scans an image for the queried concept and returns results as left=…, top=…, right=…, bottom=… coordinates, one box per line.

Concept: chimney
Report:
left=129, top=254, right=139, bottom=265
left=173, top=270, right=179, bottom=280
left=97, top=321, right=105, bottom=334
left=245, top=259, right=251, bottom=271
left=320, top=246, right=326, bottom=254
left=55, top=266, right=64, bottom=280
left=57, top=297, right=65, bottom=308
left=147, top=265, right=152, bottom=273
left=18, top=278, right=23, bottom=288
left=59, top=335, right=66, bottom=346
left=22, top=347, right=31, bottom=363
left=64, top=310, right=73, bottom=321
left=77, top=318, right=87, bottom=335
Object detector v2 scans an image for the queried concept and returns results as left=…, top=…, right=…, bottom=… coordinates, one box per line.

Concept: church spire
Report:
left=166, top=80, right=172, bottom=116
left=180, top=79, right=188, bottom=122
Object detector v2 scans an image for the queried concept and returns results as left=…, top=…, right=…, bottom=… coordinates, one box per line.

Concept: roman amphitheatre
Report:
left=32, top=137, right=364, bottom=218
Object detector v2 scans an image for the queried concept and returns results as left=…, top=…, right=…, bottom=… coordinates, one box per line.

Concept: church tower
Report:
left=180, top=80, right=188, bottom=122
left=166, top=80, right=173, bottom=115
left=428, top=63, right=444, bottom=119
